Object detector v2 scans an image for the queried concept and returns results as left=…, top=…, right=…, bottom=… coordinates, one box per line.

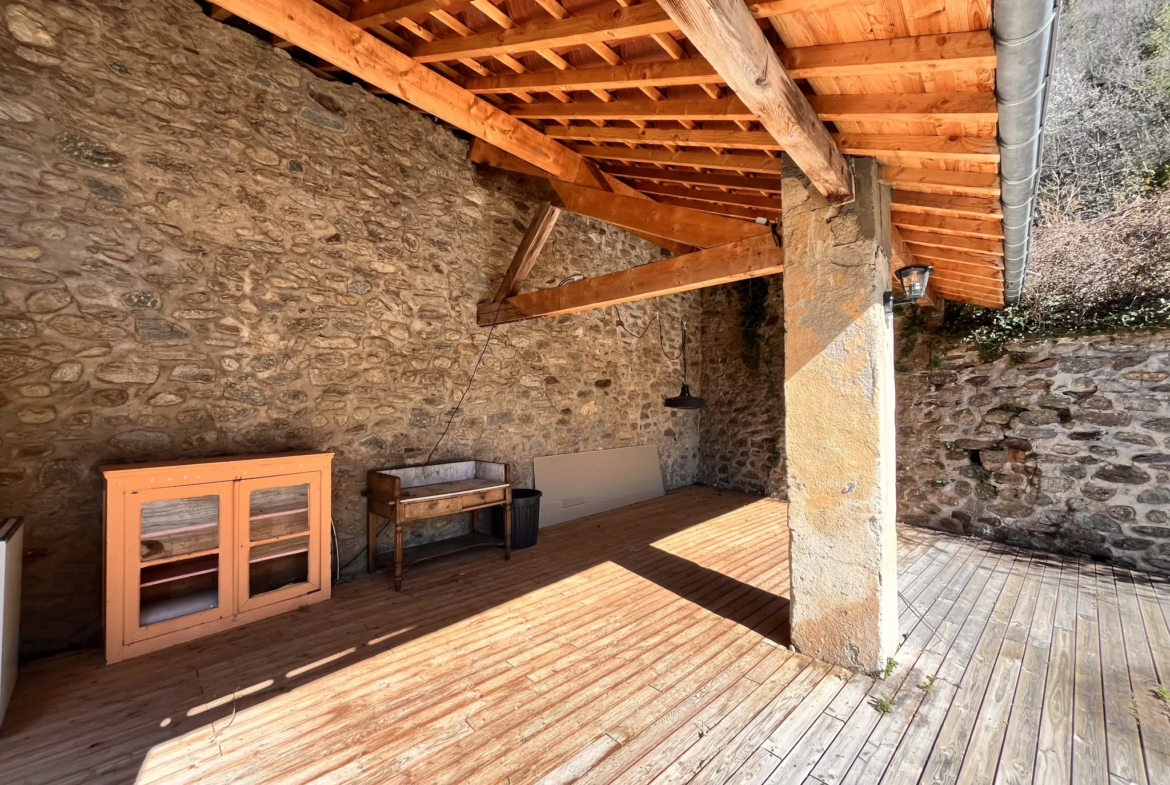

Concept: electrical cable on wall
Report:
left=340, top=291, right=699, bottom=577
left=338, top=299, right=506, bottom=576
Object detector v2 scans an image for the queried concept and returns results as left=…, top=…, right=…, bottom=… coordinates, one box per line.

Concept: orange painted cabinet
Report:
left=102, top=452, right=333, bottom=663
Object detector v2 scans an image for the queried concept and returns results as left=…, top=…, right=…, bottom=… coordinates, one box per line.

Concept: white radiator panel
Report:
left=534, top=445, right=665, bottom=528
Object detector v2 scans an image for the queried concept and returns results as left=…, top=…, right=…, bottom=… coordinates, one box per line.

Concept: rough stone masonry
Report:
left=0, top=0, right=703, bottom=655
left=896, top=327, right=1170, bottom=575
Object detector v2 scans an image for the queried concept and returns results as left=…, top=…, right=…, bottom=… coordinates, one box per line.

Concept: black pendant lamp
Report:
left=664, top=321, right=706, bottom=409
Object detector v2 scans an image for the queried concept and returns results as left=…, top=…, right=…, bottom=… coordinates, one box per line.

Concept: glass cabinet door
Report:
left=125, top=482, right=234, bottom=643
left=236, top=472, right=321, bottom=613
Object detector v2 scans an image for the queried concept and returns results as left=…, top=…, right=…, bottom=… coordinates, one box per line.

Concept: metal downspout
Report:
left=992, top=0, right=1061, bottom=304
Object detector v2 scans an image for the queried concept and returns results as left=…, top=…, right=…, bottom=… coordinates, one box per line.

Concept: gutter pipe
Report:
left=992, top=0, right=1060, bottom=304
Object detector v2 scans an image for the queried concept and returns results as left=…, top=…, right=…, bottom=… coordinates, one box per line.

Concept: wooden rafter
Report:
left=880, top=167, right=1000, bottom=197
left=573, top=145, right=785, bottom=174
left=836, top=135, right=1000, bottom=163
left=628, top=182, right=782, bottom=212
left=892, top=191, right=1003, bottom=220
left=491, top=203, right=561, bottom=303
left=547, top=128, right=999, bottom=163
left=656, top=0, right=851, bottom=202
left=892, top=212, right=1004, bottom=240
left=603, top=165, right=784, bottom=193
left=905, top=244, right=1004, bottom=270
left=653, top=196, right=772, bottom=221
left=897, top=229, right=1005, bottom=257
left=508, top=92, right=997, bottom=124
left=213, top=0, right=582, bottom=181
left=409, top=0, right=858, bottom=63
left=478, top=233, right=783, bottom=325
left=549, top=181, right=771, bottom=248
left=206, top=0, right=1009, bottom=310
left=462, top=32, right=996, bottom=95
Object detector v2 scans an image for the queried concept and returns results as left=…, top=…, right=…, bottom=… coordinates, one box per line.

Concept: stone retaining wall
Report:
left=895, top=327, right=1170, bottom=574
left=0, top=0, right=702, bottom=655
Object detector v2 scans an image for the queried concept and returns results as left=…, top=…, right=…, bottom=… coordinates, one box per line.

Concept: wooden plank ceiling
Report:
left=209, top=0, right=1005, bottom=308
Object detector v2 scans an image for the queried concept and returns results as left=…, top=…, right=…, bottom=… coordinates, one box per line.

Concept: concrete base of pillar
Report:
left=782, top=157, right=899, bottom=675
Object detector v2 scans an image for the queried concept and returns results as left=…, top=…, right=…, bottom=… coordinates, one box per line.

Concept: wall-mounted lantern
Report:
left=887, top=265, right=934, bottom=308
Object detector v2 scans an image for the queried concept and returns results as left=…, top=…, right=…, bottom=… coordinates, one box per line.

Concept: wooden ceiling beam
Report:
left=545, top=125, right=784, bottom=150
left=892, top=211, right=1004, bottom=240
left=892, top=190, right=1003, bottom=219
left=478, top=233, right=783, bottom=325
left=932, top=278, right=1006, bottom=297
left=904, top=243, right=1004, bottom=270
left=604, top=165, right=784, bottom=193
left=508, top=91, right=996, bottom=124
left=549, top=127, right=998, bottom=163
left=931, top=288, right=1003, bottom=308
left=512, top=97, right=756, bottom=122
left=214, top=0, right=582, bottom=181
left=574, top=145, right=785, bottom=174
left=630, top=183, right=783, bottom=211
left=897, top=229, right=1004, bottom=257
left=411, top=0, right=857, bottom=63
left=783, top=31, right=995, bottom=78
left=837, top=134, right=1000, bottom=163
left=929, top=266, right=1005, bottom=284
left=467, top=57, right=723, bottom=96
left=491, top=203, right=561, bottom=304
left=640, top=0, right=852, bottom=200
left=880, top=166, right=1000, bottom=197
left=653, top=196, right=772, bottom=221
left=811, top=92, right=997, bottom=123
left=467, top=138, right=695, bottom=255
left=350, top=0, right=459, bottom=29
left=463, top=31, right=995, bottom=95
left=549, top=181, right=770, bottom=247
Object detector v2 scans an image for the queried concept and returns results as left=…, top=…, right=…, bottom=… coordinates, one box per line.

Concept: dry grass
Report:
left=1026, top=192, right=1170, bottom=312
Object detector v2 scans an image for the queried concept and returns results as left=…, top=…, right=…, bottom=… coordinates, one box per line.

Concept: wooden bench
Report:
left=365, top=461, right=512, bottom=590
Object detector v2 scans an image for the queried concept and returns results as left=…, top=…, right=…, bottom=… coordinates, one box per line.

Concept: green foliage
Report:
left=881, top=657, right=899, bottom=680
left=1156, top=683, right=1170, bottom=703
left=938, top=296, right=1170, bottom=356
left=920, top=675, right=939, bottom=693
left=872, top=695, right=894, bottom=713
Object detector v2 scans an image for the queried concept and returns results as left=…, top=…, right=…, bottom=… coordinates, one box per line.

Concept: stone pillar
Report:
left=782, top=157, right=899, bottom=674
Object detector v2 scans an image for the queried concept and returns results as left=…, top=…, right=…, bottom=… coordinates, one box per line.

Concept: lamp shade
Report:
left=664, top=383, right=706, bottom=409
left=895, top=265, right=933, bottom=301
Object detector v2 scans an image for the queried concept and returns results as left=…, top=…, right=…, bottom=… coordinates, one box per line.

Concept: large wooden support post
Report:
left=782, top=156, right=899, bottom=674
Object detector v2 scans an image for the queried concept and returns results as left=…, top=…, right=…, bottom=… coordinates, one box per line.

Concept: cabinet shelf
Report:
left=140, top=590, right=219, bottom=627
left=140, top=554, right=219, bottom=588
left=142, top=547, right=219, bottom=568
left=250, top=546, right=309, bottom=565
left=103, top=451, right=333, bottom=664
left=145, top=521, right=218, bottom=539
left=250, top=506, right=308, bottom=521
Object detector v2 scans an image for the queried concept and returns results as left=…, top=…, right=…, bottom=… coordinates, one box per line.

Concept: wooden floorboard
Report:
left=1, top=487, right=1168, bottom=785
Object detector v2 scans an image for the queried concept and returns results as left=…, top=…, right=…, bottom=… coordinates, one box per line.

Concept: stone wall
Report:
left=0, top=0, right=702, bottom=656
left=895, top=326, right=1170, bottom=574
left=697, top=278, right=787, bottom=498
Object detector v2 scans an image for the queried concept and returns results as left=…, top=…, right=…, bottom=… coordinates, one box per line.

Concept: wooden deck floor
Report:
left=1, top=486, right=1169, bottom=785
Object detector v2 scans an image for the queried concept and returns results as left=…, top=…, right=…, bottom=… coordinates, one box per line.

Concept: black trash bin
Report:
left=491, top=489, right=542, bottom=549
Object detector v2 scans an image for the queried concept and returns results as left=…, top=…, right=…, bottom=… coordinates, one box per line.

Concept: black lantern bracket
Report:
left=886, top=264, right=934, bottom=310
